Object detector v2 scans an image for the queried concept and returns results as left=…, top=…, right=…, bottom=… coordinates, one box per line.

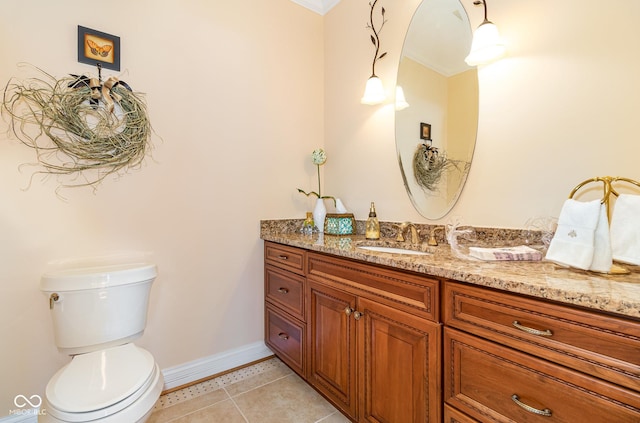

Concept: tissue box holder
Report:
left=324, top=213, right=356, bottom=236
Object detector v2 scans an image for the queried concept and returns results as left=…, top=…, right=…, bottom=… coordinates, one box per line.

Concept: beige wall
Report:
left=2, top=0, right=640, bottom=416
left=396, top=57, right=448, bottom=212
left=0, top=0, right=323, bottom=413
left=447, top=69, right=478, bottom=203
left=325, top=0, right=640, bottom=226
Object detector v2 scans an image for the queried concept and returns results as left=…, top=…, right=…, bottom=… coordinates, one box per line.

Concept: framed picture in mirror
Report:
left=77, top=26, right=121, bottom=71
left=420, top=122, right=431, bottom=141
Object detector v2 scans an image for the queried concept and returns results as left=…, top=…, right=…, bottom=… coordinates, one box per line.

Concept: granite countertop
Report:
left=261, top=220, right=640, bottom=319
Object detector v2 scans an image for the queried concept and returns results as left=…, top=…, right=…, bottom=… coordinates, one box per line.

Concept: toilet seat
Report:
left=45, top=344, right=159, bottom=422
left=42, top=364, right=162, bottom=423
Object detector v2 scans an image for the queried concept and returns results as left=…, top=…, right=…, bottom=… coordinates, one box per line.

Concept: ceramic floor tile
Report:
left=150, top=357, right=346, bottom=423
left=232, top=373, right=338, bottom=423
left=316, top=412, right=353, bottom=423
left=172, top=399, right=246, bottom=423
left=223, top=359, right=292, bottom=397
left=148, top=388, right=229, bottom=423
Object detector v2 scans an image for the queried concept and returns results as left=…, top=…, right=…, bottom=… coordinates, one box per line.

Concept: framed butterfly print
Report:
left=77, top=26, right=121, bottom=71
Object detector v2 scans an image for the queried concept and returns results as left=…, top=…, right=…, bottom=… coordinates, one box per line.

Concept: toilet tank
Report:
left=40, top=263, right=158, bottom=355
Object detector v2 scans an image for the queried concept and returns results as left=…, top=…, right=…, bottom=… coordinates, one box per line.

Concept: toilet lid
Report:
left=46, top=344, right=155, bottom=413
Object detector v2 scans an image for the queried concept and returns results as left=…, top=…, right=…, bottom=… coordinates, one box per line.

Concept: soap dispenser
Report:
left=365, top=202, right=380, bottom=240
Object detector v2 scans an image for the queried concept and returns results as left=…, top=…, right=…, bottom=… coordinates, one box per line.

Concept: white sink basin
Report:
left=357, top=245, right=431, bottom=256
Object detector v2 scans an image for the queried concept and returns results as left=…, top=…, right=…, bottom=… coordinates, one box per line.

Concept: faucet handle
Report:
left=394, top=222, right=406, bottom=241
left=428, top=226, right=444, bottom=246
left=394, top=222, right=411, bottom=242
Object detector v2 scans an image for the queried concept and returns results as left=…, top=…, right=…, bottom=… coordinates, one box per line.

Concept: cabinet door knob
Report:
left=511, top=394, right=552, bottom=417
left=353, top=311, right=364, bottom=320
left=512, top=320, right=553, bottom=337
left=278, top=332, right=289, bottom=340
left=277, top=287, right=289, bottom=294
left=344, top=307, right=355, bottom=316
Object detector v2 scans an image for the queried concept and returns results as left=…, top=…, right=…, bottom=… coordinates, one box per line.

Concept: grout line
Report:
left=227, top=373, right=293, bottom=399
left=225, top=389, right=250, bottom=423
left=315, top=411, right=343, bottom=422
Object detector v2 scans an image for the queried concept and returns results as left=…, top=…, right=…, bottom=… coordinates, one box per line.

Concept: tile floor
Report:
left=148, top=357, right=351, bottom=423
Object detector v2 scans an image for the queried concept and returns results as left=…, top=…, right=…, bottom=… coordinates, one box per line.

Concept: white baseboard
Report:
left=0, top=342, right=273, bottom=423
left=160, top=341, right=273, bottom=391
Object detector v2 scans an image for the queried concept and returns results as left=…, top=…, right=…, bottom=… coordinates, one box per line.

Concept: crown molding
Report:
left=290, top=0, right=341, bottom=15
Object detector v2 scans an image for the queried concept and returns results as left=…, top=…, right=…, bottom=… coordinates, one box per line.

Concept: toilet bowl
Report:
left=40, top=263, right=163, bottom=423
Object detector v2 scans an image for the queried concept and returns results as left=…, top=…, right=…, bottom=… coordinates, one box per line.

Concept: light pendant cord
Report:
left=474, top=0, right=491, bottom=25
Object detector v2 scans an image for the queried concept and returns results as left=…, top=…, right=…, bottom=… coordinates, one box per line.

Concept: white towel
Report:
left=589, top=203, right=613, bottom=272
left=545, top=199, right=601, bottom=270
left=610, top=194, right=640, bottom=265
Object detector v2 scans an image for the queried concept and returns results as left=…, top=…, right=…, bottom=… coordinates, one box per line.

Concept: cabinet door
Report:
left=308, top=280, right=358, bottom=420
left=358, top=297, right=442, bottom=423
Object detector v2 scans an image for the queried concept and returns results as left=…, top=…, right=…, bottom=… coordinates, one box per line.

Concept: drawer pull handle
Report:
left=512, top=320, right=553, bottom=337
left=511, top=394, right=552, bottom=417
left=278, top=332, right=289, bottom=340
left=345, top=307, right=354, bottom=316
left=277, top=287, right=289, bottom=294
left=278, top=255, right=289, bottom=260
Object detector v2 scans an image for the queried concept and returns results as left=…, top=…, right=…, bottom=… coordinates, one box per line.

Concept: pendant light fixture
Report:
left=361, top=0, right=387, bottom=105
left=465, top=0, right=505, bottom=66
left=395, top=86, right=409, bottom=110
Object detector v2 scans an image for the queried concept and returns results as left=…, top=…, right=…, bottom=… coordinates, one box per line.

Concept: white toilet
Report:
left=39, top=263, right=164, bottom=423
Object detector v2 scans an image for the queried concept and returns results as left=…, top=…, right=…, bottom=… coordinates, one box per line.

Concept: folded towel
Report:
left=469, top=245, right=542, bottom=261
left=589, top=203, right=613, bottom=272
left=545, top=199, right=601, bottom=270
left=610, top=194, right=640, bottom=265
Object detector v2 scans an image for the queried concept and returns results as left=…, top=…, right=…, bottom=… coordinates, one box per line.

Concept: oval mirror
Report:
left=395, top=0, right=478, bottom=219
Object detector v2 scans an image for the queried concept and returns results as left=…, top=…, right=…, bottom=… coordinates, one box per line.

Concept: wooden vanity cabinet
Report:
left=264, top=243, right=307, bottom=377
left=443, top=281, right=640, bottom=422
left=264, top=241, right=640, bottom=422
left=306, top=251, right=442, bottom=423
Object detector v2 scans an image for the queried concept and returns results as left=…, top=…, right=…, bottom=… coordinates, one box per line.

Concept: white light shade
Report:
left=465, top=21, right=505, bottom=66
left=395, top=86, right=409, bottom=110
left=361, top=76, right=386, bottom=105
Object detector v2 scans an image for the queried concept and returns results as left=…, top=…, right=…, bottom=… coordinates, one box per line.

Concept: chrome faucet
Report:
left=395, top=222, right=420, bottom=244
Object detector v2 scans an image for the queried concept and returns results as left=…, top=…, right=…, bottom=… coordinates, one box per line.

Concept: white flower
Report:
left=298, top=148, right=334, bottom=206
left=311, top=149, right=327, bottom=166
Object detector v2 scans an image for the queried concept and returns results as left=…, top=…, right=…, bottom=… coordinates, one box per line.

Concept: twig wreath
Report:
left=413, top=142, right=471, bottom=192
left=1, top=63, right=152, bottom=191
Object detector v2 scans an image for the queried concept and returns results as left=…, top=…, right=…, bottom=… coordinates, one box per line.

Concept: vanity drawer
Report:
left=444, top=404, right=479, bottom=423
left=265, top=303, right=305, bottom=376
left=444, top=328, right=640, bottom=423
left=307, top=252, right=439, bottom=322
left=265, top=242, right=305, bottom=275
left=265, top=264, right=304, bottom=320
left=443, top=281, right=640, bottom=391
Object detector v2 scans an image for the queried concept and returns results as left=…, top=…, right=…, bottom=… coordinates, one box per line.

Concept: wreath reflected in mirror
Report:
left=413, top=141, right=471, bottom=192
left=1, top=64, right=153, bottom=192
